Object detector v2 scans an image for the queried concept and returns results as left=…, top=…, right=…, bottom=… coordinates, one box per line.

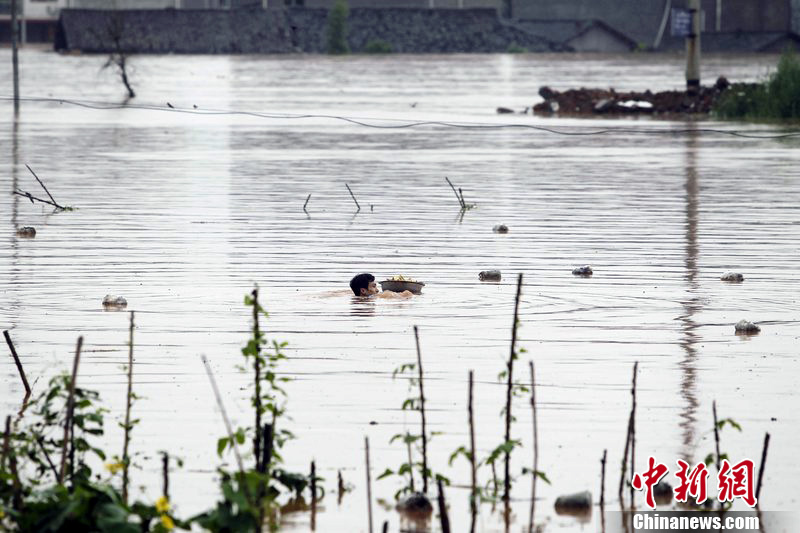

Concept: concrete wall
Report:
left=697, top=0, right=790, bottom=32
left=301, top=0, right=501, bottom=8
left=566, top=26, right=633, bottom=52
left=56, top=6, right=563, bottom=53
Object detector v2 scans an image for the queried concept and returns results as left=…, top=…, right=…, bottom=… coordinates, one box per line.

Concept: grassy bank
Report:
left=713, top=50, right=800, bottom=121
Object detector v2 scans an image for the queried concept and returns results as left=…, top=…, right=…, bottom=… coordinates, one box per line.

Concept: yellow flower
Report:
left=155, top=496, right=170, bottom=513
left=104, top=462, right=124, bottom=474
left=160, top=514, right=175, bottom=531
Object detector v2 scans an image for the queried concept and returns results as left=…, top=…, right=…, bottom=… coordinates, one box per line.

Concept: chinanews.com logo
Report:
left=630, top=455, right=757, bottom=510
left=625, top=455, right=761, bottom=532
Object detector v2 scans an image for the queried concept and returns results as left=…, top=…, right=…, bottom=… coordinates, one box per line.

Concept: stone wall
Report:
left=56, top=6, right=563, bottom=53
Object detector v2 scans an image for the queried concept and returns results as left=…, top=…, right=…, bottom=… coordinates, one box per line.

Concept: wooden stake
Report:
left=600, top=449, right=607, bottom=507
left=303, top=193, right=311, bottom=213
left=261, top=423, right=273, bottom=474
left=345, top=183, right=361, bottom=211
left=122, top=311, right=134, bottom=504
left=468, top=370, right=477, bottom=533
left=162, top=452, right=170, bottom=499
left=3, top=330, right=31, bottom=398
left=413, top=325, right=428, bottom=494
left=406, top=435, right=415, bottom=493
left=1, top=416, right=10, bottom=472
left=504, top=273, right=523, bottom=503
left=618, top=411, right=632, bottom=506
left=755, top=432, right=770, bottom=504
left=311, top=460, right=317, bottom=531
left=437, top=477, right=451, bottom=533
left=712, top=401, right=721, bottom=473
left=252, top=288, right=263, bottom=473
left=311, top=460, right=317, bottom=503
left=528, top=361, right=538, bottom=533
left=629, top=362, right=638, bottom=511
left=365, top=436, right=374, bottom=533
left=58, top=336, right=82, bottom=483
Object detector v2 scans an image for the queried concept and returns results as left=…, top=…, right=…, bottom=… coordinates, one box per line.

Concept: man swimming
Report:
left=350, top=273, right=413, bottom=298
left=350, top=273, right=379, bottom=296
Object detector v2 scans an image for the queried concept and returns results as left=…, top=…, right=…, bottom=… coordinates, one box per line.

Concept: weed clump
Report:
left=713, top=49, right=800, bottom=121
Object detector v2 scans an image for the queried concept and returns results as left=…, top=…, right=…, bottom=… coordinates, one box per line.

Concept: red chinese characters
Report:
left=674, top=460, right=709, bottom=504
left=717, top=459, right=757, bottom=507
left=631, top=456, right=669, bottom=510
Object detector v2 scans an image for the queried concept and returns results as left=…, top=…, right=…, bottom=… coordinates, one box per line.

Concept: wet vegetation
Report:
left=326, top=0, right=350, bottom=55
left=0, top=290, right=311, bottom=532
left=713, top=49, right=800, bottom=121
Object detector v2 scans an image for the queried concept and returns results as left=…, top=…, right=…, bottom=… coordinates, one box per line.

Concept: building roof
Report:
left=511, top=0, right=666, bottom=46
left=515, top=18, right=637, bottom=50
left=658, top=30, right=800, bottom=52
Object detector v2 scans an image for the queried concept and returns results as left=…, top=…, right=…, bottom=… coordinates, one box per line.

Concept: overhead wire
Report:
left=2, top=94, right=800, bottom=139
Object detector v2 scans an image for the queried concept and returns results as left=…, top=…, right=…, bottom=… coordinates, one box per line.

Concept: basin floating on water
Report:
left=380, top=280, right=425, bottom=294
left=572, top=265, right=593, bottom=276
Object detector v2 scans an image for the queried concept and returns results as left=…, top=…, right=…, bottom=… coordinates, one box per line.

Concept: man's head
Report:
left=350, top=273, right=378, bottom=296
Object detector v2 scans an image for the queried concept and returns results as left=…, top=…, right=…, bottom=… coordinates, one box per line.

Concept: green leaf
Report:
left=376, top=468, right=394, bottom=480
left=217, top=437, right=228, bottom=456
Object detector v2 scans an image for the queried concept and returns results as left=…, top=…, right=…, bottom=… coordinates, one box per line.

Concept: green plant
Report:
left=378, top=350, right=449, bottom=500
left=506, top=43, right=528, bottom=54
left=0, top=372, right=187, bottom=532
left=326, top=0, right=350, bottom=55
left=713, top=48, right=800, bottom=120
left=197, top=288, right=308, bottom=531
left=364, top=39, right=393, bottom=54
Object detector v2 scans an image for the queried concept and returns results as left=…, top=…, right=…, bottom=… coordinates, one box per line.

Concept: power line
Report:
left=2, top=94, right=799, bottom=139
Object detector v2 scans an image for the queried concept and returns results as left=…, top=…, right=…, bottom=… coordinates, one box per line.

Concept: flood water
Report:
left=1, top=50, right=799, bottom=532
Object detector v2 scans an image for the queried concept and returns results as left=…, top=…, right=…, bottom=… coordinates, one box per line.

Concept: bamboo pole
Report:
left=365, top=436, right=374, bottom=533
left=413, top=325, right=428, bottom=494
left=252, top=288, right=262, bottom=472
left=503, top=273, right=523, bottom=503
left=59, top=336, right=83, bottom=483
left=437, top=478, right=451, bottom=533
left=755, top=432, right=770, bottom=505
left=629, top=362, right=638, bottom=511
left=468, top=370, right=477, bottom=533
left=162, top=452, right=170, bottom=499
left=528, top=361, right=538, bottom=533
left=122, top=311, right=135, bottom=504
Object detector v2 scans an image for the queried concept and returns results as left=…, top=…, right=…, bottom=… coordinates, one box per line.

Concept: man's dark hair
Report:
left=350, top=273, right=375, bottom=296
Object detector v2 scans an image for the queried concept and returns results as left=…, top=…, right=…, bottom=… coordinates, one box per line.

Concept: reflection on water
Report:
left=1, top=50, right=799, bottom=532
left=678, top=126, right=701, bottom=460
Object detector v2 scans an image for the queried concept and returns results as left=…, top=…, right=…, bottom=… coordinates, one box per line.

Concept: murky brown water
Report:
left=2, top=50, right=799, bottom=532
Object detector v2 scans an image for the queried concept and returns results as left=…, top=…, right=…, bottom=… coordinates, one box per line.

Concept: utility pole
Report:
left=686, top=0, right=701, bottom=94
left=11, top=0, right=20, bottom=115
